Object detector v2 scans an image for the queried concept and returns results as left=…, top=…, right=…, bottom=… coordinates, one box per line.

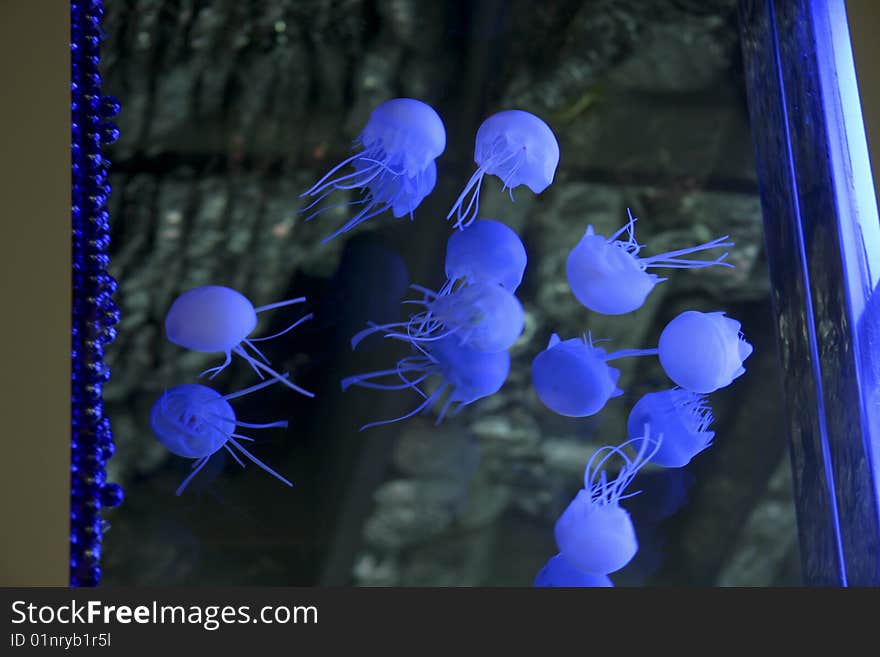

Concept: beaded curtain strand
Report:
left=71, top=0, right=123, bottom=587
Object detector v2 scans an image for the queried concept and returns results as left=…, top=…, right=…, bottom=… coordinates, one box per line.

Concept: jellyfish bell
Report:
left=566, top=210, right=734, bottom=315
left=566, top=225, right=661, bottom=316
left=658, top=310, right=753, bottom=393
left=360, top=98, right=446, bottom=173
left=352, top=280, right=525, bottom=354
left=150, top=384, right=234, bottom=459
left=474, top=110, right=559, bottom=194
left=555, top=494, right=637, bottom=575
left=165, top=286, right=256, bottom=354
left=164, top=285, right=314, bottom=398
left=428, top=281, right=525, bottom=353
left=431, top=332, right=511, bottom=405
left=627, top=388, right=715, bottom=468
left=352, top=158, right=437, bottom=221
left=342, top=333, right=510, bottom=430
left=448, top=109, right=560, bottom=229
left=300, top=97, right=446, bottom=242
left=531, top=334, right=623, bottom=417
left=554, top=435, right=660, bottom=575
left=149, top=379, right=293, bottom=496
left=534, top=553, right=614, bottom=587
left=445, top=219, right=528, bottom=292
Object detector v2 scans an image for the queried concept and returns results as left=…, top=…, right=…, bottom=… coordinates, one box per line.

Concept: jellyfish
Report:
left=300, top=98, right=446, bottom=242
left=444, top=219, right=528, bottom=293
left=341, top=333, right=510, bottom=430
left=149, top=378, right=292, bottom=496
left=532, top=333, right=657, bottom=417
left=351, top=280, right=525, bottom=354
left=658, top=310, right=753, bottom=393
left=627, top=388, right=715, bottom=468
left=534, top=553, right=614, bottom=587
left=554, top=433, right=661, bottom=575
left=566, top=209, right=734, bottom=315
left=447, top=110, right=559, bottom=229
left=164, top=285, right=314, bottom=397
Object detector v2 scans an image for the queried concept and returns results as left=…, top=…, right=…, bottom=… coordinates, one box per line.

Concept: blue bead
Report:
left=100, top=483, right=124, bottom=508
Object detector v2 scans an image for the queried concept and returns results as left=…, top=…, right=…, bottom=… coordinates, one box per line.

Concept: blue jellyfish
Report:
left=352, top=280, right=525, bottom=354
left=342, top=333, right=510, bottom=430
left=554, top=434, right=661, bottom=575
left=164, top=285, right=314, bottom=397
left=444, top=219, right=528, bottom=293
left=658, top=310, right=753, bottom=393
left=627, top=388, right=715, bottom=468
left=447, top=110, right=560, bottom=229
left=150, top=378, right=292, bottom=495
left=534, top=553, right=614, bottom=587
left=300, top=98, right=446, bottom=242
left=532, top=333, right=659, bottom=417
left=566, top=209, right=734, bottom=315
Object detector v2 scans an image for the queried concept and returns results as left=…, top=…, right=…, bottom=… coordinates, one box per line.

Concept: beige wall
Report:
left=0, top=3, right=70, bottom=586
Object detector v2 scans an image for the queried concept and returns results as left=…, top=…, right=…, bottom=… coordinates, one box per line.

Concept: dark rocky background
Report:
left=100, top=0, right=801, bottom=586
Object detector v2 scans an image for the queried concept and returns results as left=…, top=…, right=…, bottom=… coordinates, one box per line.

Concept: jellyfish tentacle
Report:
left=175, top=456, right=212, bottom=496
left=340, top=358, right=433, bottom=390
left=254, top=296, right=307, bottom=314
left=224, top=444, right=246, bottom=468
left=250, top=312, right=314, bottom=343
left=301, top=195, right=370, bottom=223
left=232, top=346, right=315, bottom=398
left=603, top=347, right=659, bottom=362
left=320, top=199, right=391, bottom=244
left=608, top=209, right=639, bottom=243
left=301, top=150, right=372, bottom=197
left=228, top=437, right=293, bottom=487
left=641, top=236, right=734, bottom=268
left=303, top=162, right=382, bottom=197
left=235, top=419, right=289, bottom=429
left=342, top=372, right=431, bottom=393
left=358, top=384, right=446, bottom=432
left=455, top=170, right=486, bottom=229
left=240, top=339, right=272, bottom=365
left=446, top=158, right=492, bottom=230
left=341, top=367, right=431, bottom=393
left=358, top=156, right=407, bottom=178
left=434, top=390, right=456, bottom=426
left=199, top=351, right=233, bottom=380
left=351, top=320, right=413, bottom=349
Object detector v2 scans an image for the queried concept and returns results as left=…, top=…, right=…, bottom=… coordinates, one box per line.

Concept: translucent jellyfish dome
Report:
left=627, top=388, right=715, bottom=468
left=165, top=285, right=256, bottom=354
left=531, top=334, right=623, bottom=417
left=658, top=310, right=753, bottom=393
left=429, top=281, right=525, bottom=353
left=164, top=284, right=314, bottom=397
left=555, top=491, right=637, bottom=575
left=300, top=97, right=446, bottom=242
left=150, top=384, right=234, bottom=459
left=448, top=109, right=560, bottom=229
left=360, top=98, right=446, bottom=173
left=534, top=553, right=614, bottom=587
left=554, top=436, right=660, bottom=575
left=566, top=210, right=733, bottom=316
left=342, top=333, right=510, bottom=430
left=352, top=280, right=525, bottom=354
left=149, top=379, right=292, bottom=495
left=445, top=219, right=528, bottom=292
